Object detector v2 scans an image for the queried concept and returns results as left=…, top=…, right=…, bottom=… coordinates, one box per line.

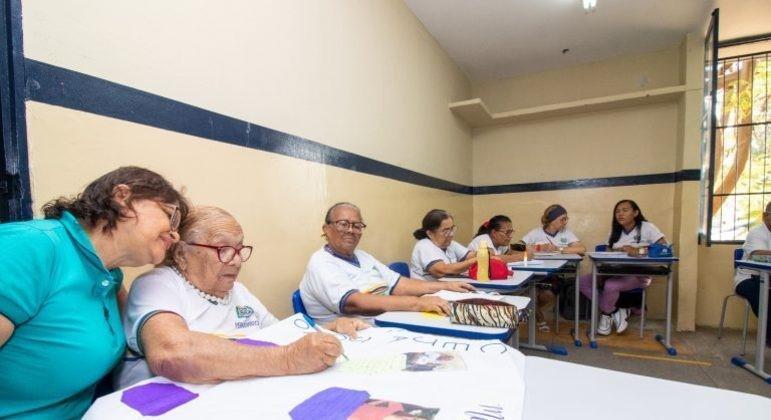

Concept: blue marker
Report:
left=302, top=313, right=349, bottom=361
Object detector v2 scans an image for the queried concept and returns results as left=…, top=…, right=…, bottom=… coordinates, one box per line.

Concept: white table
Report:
left=732, top=260, right=771, bottom=384
left=438, top=270, right=534, bottom=291
left=85, top=354, right=771, bottom=419
left=587, top=252, right=679, bottom=354
left=531, top=252, right=585, bottom=347
left=508, top=259, right=569, bottom=356
left=524, top=356, right=771, bottom=419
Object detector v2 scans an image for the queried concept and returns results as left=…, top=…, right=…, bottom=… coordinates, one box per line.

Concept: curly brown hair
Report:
left=42, top=166, right=189, bottom=233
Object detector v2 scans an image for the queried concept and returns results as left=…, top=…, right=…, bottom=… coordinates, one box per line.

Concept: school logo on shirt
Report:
left=560, top=237, right=568, bottom=244
left=235, top=305, right=255, bottom=319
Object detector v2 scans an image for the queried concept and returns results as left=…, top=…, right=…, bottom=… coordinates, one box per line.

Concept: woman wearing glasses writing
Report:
left=0, top=166, right=187, bottom=419
left=117, top=206, right=367, bottom=388
left=468, top=214, right=531, bottom=263
left=410, top=209, right=478, bottom=280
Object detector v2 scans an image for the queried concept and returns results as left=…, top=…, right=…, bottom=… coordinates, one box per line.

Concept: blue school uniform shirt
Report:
left=0, top=211, right=126, bottom=419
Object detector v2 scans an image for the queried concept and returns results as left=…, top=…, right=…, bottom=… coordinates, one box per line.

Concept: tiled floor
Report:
left=518, top=316, right=771, bottom=398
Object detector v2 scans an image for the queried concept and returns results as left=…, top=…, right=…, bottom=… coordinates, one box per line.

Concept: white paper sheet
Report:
left=86, top=314, right=526, bottom=420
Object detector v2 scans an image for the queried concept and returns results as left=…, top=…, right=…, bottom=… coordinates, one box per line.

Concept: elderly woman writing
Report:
left=117, top=206, right=367, bottom=388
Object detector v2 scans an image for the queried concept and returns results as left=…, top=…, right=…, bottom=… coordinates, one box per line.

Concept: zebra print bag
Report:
left=449, top=298, right=519, bottom=328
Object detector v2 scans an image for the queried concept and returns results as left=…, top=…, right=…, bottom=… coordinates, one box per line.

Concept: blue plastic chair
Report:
left=292, top=289, right=308, bottom=316
left=388, top=261, right=410, bottom=278
left=594, top=244, right=646, bottom=338
left=718, top=248, right=751, bottom=355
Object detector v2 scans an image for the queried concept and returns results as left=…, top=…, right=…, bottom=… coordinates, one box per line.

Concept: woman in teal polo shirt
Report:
left=0, top=166, right=188, bottom=419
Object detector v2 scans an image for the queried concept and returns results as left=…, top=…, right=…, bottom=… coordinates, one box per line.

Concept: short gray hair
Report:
left=165, top=205, right=240, bottom=266
left=324, top=202, right=361, bottom=223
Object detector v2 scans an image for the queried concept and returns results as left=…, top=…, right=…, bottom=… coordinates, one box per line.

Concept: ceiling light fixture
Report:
left=582, top=0, right=597, bottom=12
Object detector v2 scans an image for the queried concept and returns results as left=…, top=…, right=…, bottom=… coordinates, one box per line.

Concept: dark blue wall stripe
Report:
left=25, top=59, right=471, bottom=195
left=24, top=59, right=700, bottom=196
left=472, top=170, right=701, bottom=195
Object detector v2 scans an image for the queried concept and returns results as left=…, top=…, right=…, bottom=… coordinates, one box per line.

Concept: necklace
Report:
left=171, top=266, right=231, bottom=305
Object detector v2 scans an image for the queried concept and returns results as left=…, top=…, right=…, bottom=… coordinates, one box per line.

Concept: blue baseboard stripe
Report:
left=24, top=58, right=700, bottom=196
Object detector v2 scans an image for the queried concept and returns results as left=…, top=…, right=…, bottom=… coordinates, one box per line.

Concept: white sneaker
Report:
left=598, top=314, right=612, bottom=335
left=612, top=308, right=629, bottom=334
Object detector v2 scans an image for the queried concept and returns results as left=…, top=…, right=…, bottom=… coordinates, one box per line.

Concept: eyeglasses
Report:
left=158, top=202, right=182, bottom=232
left=495, top=229, right=515, bottom=236
left=328, top=220, right=367, bottom=233
left=435, top=226, right=457, bottom=237
left=187, top=242, right=253, bottom=263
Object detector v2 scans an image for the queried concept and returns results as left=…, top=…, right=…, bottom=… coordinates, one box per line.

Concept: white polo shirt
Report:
left=300, top=247, right=402, bottom=324
left=467, top=234, right=510, bottom=255
left=609, top=221, right=665, bottom=248
left=522, top=227, right=580, bottom=249
left=410, top=238, right=470, bottom=281
left=117, top=266, right=278, bottom=389
left=735, top=224, right=771, bottom=288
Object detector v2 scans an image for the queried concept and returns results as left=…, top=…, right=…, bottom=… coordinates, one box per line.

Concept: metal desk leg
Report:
left=510, top=326, right=520, bottom=350
left=655, top=265, right=677, bottom=355
left=571, top=261, right=582, bottom=347
left=731, top=271, right=771, bottom=383
left=589, top=264, right=598, bottom=348
left=520, top=277, right=568, bottom=355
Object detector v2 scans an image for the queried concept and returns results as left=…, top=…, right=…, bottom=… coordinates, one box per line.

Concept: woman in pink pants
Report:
left=579, top=200, right=668, bottom=335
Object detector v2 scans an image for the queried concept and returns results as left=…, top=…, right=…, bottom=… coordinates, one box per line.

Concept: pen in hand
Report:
left=302, top=314, right=350, bottom=361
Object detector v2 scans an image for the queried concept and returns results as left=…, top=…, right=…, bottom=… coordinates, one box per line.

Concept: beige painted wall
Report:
left=472, top=102, right=679, bottom=186
left=698, top=244, right=757, bottom=329
left=22, top=0, right=472, bottom=185
left=26, top=102, right=472, bottom=318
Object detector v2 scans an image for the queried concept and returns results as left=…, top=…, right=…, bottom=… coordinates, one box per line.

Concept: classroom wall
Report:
left=19, top=1, right=761, bottom=329
left=471, top=47, right=686, bottom=322
left=21, top=0, right=473, bottom=318
left=472, top=47, right=682, bottom=112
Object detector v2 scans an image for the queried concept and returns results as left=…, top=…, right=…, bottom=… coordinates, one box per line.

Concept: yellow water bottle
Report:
left=477, top=240, right=490, bottom=281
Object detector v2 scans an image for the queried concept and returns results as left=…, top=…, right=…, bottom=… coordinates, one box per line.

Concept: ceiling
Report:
left=404, top=0, right=714, bottom=82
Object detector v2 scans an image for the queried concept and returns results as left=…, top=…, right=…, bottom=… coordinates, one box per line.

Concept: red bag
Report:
left=469, top=259, right=511, bottom=280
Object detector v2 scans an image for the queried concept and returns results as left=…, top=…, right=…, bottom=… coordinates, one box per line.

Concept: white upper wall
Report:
left=22, top=0, right=473, bottom=185
left=472, top=46, right=682, bottom=111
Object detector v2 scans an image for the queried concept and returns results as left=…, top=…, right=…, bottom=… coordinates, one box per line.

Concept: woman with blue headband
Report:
left=521, top=204, right=586, bottom=255
left=521, top=204, right=586, bottom=332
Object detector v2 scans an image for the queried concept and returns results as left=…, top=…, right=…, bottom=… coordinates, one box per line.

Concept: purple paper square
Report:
left=235, top=338, right=278, bottom=347
left=289, top=387, right=370, bottom=420
left=121, top=382, right=198, bottom=416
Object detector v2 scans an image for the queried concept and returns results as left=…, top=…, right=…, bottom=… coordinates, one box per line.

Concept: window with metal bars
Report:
left=708, top=49, right=770, bottom=242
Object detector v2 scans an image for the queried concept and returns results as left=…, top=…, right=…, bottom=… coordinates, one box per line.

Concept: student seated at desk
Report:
left=467, top=214, right=529, bottom=263
left=118, top=206, right=368, bottom=388
left=521, top=204, right=586, bottom=255
left=300, top=203, right=474, bottom=324
left=734, top=201, right=771, bottom=346
left=520, top=205, right=587, bottom=332
left=578, top=199, right=667, bottom=335
left=410, top=209, right=482, bottom=280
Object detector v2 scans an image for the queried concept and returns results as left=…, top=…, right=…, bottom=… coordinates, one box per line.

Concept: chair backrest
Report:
left=292, top=289, right=308, bottom=316
left=595, top=244, right=607, bottom=252
left=388, top=261, right=410, bottom=278
left=734, top=247, right=744, bottom=268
